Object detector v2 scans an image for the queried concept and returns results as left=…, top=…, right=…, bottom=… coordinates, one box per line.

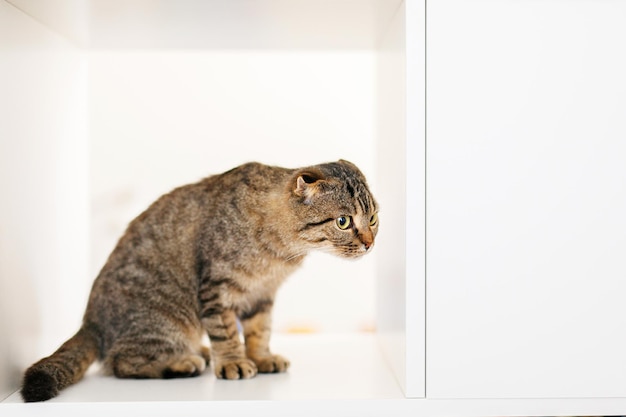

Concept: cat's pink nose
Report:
left=360, top=232, right=374, bottom=251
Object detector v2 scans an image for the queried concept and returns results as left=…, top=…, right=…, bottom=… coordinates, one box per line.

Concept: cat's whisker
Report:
left=285, top=249, right=312, bottom=262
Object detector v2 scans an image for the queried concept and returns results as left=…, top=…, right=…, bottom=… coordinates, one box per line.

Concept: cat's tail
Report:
left=20, top=324, right=100, bottom=402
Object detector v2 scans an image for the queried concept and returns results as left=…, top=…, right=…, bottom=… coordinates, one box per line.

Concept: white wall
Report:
left=376, top=0, right=424, bottom=398
left=376, top=0, right=408, bottom=395
left=88, top=50, right=378, bottom=333
left=0, top=0, right=88, bottom=399
left=427, top=0, right=626, bottom=399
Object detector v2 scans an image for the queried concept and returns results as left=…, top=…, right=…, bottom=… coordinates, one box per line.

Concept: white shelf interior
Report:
left=0, top=0, right=418, bottom=409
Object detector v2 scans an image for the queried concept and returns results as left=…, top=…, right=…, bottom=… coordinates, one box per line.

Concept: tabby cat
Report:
left=21, top=160, right=378, bottom=402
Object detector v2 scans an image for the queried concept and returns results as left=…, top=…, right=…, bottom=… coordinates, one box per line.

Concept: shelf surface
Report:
left=3, top=333, right=403, bottom=403
left=5, top=333, right=626, bottom=417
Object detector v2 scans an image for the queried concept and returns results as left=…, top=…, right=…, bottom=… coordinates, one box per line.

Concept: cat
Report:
left=20, top=159, right=379, bottom=402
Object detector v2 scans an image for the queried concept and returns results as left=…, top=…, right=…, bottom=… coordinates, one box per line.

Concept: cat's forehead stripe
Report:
left=356, top=194, right=367, bottom=215
left=351, top=182, right=373, bottom=215
left=339, top=176, right=365, bottom=212
left=346, top=182, right=356, bottom=199
left=364, top=191, right=375, bottom=213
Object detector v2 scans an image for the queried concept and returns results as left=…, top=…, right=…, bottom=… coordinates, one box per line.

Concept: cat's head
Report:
left=290, top=160, right=379, bottom=259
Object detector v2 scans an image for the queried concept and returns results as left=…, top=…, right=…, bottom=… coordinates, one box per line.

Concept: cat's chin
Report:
left=334, top=248, right=372, bottom=260
left=342, top=253, right=366, bottom=260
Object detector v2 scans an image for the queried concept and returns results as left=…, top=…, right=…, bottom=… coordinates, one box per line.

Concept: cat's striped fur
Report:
left=21, top=160, right=378, bottom=402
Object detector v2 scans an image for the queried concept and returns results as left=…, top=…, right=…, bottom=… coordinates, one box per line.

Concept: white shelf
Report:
left=4, top=336, right=626, bottom=416
left=3, top=334, right=402, bottom=403
left=6, top=0, right=626, bottom=415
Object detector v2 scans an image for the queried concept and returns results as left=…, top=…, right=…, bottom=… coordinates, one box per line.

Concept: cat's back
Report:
left=110, top=162, right=288, bottom=248
left=89, top=162, right=292, bottom=294
left=207, top=162, right=292, bottom=195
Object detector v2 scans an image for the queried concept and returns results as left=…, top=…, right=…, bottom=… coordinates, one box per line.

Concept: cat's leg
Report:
left=162, top=355, right=207, bottom=379
left=105, top=337, right=206, bottom=379
left=202, top=309, right=258, bottom=380
left=240, top=301, right=290, bottom=374
left=200, top=345, right=211, bottom=366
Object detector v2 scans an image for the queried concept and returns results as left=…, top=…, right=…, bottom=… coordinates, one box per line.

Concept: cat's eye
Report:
left=369, top=213, right=378, bottom=226
left=336, top=216, right=352, bottom=230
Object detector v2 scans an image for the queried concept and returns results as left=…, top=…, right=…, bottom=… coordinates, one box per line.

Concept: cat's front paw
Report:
left=215, top=358, right=258, bottom=380
left=251, top=354, right=290, bottom=374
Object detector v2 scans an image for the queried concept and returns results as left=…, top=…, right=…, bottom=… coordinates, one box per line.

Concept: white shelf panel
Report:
left=3, top=334, right=402, bottom=403
left=4, top=333, right=626, bottom=416
left=7, top=0, right=402, bottom=49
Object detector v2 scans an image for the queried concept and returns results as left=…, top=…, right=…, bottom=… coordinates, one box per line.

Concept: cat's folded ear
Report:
left=294, top=170, right=328, bottom=204
left=338, top=159, right=358, bottom=170
left=338, top=159, right=366, bottom=180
